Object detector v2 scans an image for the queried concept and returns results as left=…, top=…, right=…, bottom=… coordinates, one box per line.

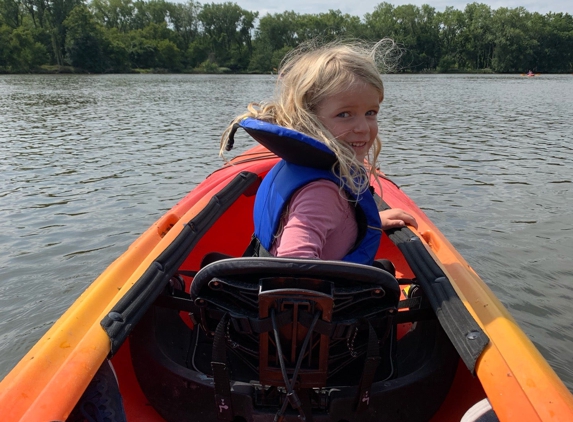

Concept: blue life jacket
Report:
left=253, top=160, right=382, bottom=265
left=231, top=118, right=382, bottom=265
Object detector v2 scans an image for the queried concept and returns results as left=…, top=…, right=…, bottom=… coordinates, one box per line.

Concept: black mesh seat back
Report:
left=189, top=257, right=400, bottom=386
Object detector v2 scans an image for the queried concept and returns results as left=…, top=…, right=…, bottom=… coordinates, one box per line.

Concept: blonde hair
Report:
left=220, top=39, right=399, bottom=196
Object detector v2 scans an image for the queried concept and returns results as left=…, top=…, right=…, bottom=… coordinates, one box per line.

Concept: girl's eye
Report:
left=366, top=110, right=378, bottom=116
left=337, top=112, right=350, bottom=118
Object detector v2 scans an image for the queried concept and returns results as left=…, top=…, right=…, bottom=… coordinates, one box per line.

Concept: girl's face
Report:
left=315, top=82, right=381, bottom=162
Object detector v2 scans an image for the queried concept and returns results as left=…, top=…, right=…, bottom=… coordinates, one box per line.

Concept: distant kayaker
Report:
left=220, top=40, right=417, bottom=264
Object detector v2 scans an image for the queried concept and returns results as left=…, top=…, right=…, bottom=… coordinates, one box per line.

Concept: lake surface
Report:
left=1, top=73, right=572, bottom=391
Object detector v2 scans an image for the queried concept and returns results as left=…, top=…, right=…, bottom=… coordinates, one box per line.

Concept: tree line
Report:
left=1, top=0, right=572, bottom=74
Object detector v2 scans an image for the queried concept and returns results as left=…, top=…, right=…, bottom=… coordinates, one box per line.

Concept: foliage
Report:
left=197, top=2, right=257, bottom=70
left=0, top=24, right=49, bottom=71
left=64, top=4, right=106, bottom=71
left=1, top=1, right=572, bottom=73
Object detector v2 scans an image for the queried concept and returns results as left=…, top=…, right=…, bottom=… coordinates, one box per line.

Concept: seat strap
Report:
left=211, top=313, right=234, bottom=421
left=398, top=296, right=422, bottom=309
left=355, top=322, right=381, bottom=413
left=242, top=234, right=272, bottom=257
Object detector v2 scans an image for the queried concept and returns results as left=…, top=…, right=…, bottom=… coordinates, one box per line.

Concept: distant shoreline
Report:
left=2, top=2, right=571, bottom=75
left=2, top=66, right=569, bottom=76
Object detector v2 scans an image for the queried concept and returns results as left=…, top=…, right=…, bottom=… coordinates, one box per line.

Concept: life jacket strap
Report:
left=243, top=234, right=272, bottom=258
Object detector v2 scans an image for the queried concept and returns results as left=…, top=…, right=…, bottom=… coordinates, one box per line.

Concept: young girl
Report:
left=220, top=40, right=417, bottom=263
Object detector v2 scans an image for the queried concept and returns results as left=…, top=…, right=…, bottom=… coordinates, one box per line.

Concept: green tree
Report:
left=248, top=10, right=298, bottom=72
left=20, top=0, right=48, bottom=29
left=0, top=24, right=10, bottom=67
left=166, top=1, right=199, bottom=47
left=296, top=10, right=364, bottom=42
left=102, top=28, right=130, bottom=70
left=0, top=24, right=48, bottom=71
left=436, top=6, right=466, bottom=70
left=366, top=3, right=440, bottom=71
left=247, top=37, right=269, bottom=72
left=462, top=3, right=494, bottom=70
left=128, top=0, right=169, bottom=29
left=90, top=0, right=135, bottom=32
left=0, top=0, right=22, bottom=28
left=183, top=35, right=209, bottom=68
left=491, top=7, right=537, bottom=72
left=257, top=10, right=298, bottom=51
left=198, top=2, right=257, bottom=70
left=41, top=0, right=83, bottom=66
left=156, top=37, right=180, bottom=69
left=364, top=2, right=397, bottom=39
left=532, top=12, right=573, bottom=72
left=64, top=3, right=106, bottom=71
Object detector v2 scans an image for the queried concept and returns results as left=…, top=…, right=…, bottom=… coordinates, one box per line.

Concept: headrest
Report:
left=227, top=118, right=337, bottom=170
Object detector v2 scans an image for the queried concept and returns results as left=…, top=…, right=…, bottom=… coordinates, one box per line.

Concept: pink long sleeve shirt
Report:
left=269, top=180, right=358, bottom=260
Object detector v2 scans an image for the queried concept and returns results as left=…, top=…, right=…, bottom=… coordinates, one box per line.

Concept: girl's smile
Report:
left=316, top=82, right=382, bottom=162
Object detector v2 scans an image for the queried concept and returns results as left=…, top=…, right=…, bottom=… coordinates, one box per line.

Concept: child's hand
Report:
left=380, top=209, right=418, bottom=230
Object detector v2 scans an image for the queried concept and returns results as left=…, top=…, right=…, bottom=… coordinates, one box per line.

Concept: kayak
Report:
left=1, top=123, right=573, bottom=422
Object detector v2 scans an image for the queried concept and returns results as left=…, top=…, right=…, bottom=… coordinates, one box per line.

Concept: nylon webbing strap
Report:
left=398, top=296, right=422, bottom=309
left=211, top=313, right=234, bottom=421
left=355, top=323, right=381, bottom=412
left=242, top=235, right=272, bottom=257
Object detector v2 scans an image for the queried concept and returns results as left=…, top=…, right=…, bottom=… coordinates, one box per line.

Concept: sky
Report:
left=227, top=0, right=572, bottom=18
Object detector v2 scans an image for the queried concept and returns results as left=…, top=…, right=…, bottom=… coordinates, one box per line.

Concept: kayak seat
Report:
left=188, top=257, right=400, bottom=419
left=132, top=256, right=459, bottom=422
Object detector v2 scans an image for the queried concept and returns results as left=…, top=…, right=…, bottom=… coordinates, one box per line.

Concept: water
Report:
left=1, top=74, right=572, bottom=390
